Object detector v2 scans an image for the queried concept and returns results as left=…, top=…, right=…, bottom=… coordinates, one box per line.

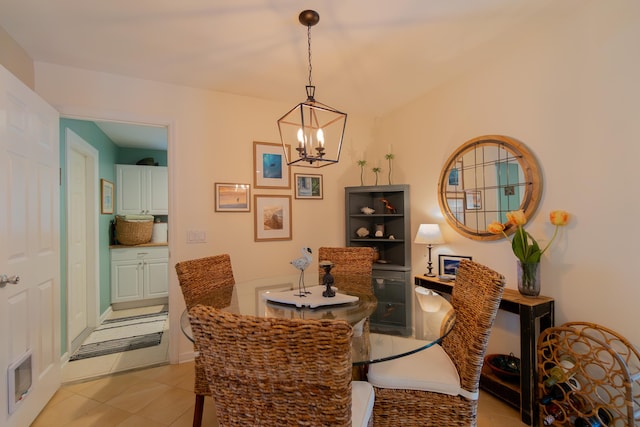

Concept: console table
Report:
left=415, top=275, right=554, bottom=426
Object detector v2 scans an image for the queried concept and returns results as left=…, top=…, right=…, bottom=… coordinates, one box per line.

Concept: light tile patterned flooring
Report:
left=33, top=360, right=528, bottom=426
left=37, top=304, right=527, bottom=426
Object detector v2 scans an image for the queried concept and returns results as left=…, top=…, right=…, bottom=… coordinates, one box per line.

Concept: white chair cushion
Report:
left=352, top=380, right=375, bottom=427
left=367, top=343, right=467, bottom=398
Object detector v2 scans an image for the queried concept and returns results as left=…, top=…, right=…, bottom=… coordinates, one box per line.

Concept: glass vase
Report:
left=517, top=261, right=540, bottom=297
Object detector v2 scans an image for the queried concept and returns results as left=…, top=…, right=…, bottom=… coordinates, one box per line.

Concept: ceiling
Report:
left=0, top=0, right=582, bottom=149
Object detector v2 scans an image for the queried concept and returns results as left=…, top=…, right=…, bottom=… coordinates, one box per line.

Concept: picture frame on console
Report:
left=439, top=254, right=472, bottom=279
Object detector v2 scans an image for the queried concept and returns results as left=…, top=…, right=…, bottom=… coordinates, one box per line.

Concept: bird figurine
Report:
left=291, top=247, right=313, bottom=296
left=380, top=198, right=397, bottom=214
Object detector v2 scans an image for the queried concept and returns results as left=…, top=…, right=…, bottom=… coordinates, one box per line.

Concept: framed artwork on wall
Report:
left=253, top=141, right=291, bottom=189
left=215, top=183, right=251, bottom=212
left=254, top=195, right=292, bottom=241
left=101, top=179, right=114, bottom=214
left=294, top=173, right=323, bottom=199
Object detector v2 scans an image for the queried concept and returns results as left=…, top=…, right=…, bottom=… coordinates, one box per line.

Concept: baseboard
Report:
left=111, top=297, right=169, bottom=311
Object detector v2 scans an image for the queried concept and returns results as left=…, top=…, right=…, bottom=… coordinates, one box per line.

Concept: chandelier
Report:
left=277, top=10, right=347, bottom=168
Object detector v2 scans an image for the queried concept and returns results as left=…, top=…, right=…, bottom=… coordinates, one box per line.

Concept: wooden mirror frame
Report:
left=437, top=135, right=542, bottom=241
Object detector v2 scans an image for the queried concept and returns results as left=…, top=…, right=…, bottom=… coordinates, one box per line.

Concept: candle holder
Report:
left=320, top=261, right=335, bottom=297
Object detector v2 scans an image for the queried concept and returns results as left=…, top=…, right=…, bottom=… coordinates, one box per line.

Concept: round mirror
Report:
left=437, top=135, right=542, bottom=241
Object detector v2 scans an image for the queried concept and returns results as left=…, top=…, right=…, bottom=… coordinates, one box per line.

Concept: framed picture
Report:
left=100, top=179, right=114, bottom=214
left=465, top=190, right=482, bottom=210
left=253, top=141, right=291, bottom=189
left=438, top=254, right=472, bottom=278
left=254, top=195, right=292, bottom=241
left=446, top=159, right=464, bottom=192
left=215, top=183, right=251, bottom=212
left=446, top=193, right=465, bottom=223
left=294, top=173, right=323, bottom=199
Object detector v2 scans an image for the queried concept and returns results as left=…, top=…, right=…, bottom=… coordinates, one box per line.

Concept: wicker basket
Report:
left=115, top=218, right=153, bottom=245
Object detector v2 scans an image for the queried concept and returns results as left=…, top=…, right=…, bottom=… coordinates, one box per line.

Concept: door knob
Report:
left=0, top=274, right=20, bottom=285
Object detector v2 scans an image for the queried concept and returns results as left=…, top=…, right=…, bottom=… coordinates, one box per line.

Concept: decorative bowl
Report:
left=485, top=353, right=520, bottom=382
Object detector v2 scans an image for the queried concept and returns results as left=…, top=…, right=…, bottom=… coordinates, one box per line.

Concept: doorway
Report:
left=62, top=117, right=170, bottom=382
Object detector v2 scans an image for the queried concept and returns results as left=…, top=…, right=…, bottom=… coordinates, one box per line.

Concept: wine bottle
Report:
left=540, top=382, right=571, bottom=405
left=542, top=402, right=565, bottom=425
left=543, top=354, right=578, bottom=387
left=574, top=407, right=613, bottom=426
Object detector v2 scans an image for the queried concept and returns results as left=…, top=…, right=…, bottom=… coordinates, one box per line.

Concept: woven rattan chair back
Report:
left=371, top=259, right=505, bottom=427
left=189, top=304, right=355, bottom=427
left=443, top=259, right=505, bottom=394
left=318, top=247, right=374, bottom=296
left=175, top=253, right=235, bottom=427
left=175, top=254, right=235, bottom=308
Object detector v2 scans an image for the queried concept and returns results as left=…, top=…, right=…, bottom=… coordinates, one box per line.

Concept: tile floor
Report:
left=34, top=360, right=528, bottom=426
left=40, top=304, right=527, bottom=426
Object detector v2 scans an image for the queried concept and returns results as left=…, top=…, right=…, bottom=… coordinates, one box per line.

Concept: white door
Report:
left=0, top=66, right=61, bottom=426
left=66, top=129, right=99, bottom=351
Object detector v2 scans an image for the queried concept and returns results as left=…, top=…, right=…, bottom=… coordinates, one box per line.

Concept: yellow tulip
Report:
left=506, top=210, right=527, bottom=226
left=487, top=221, right=506, bottom=234
left=549, top=210, right=569, bottom=226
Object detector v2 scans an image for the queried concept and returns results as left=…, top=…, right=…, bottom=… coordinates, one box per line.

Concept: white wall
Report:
left=374, top=0, right=640, bottom=353
left=34, top=63, right=376, bottom=362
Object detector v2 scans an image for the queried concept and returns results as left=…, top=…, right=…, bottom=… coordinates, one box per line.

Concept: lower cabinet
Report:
left=370, top=268, right=412, bottom=336
left=111, top=246, right=168, bottom=303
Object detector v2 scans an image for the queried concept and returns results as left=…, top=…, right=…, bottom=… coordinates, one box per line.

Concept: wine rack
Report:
left=537, top=322, right=640, bottom=426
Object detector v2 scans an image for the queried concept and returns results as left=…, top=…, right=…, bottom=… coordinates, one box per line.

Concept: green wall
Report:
left=58, top=118, right=167, bottom=354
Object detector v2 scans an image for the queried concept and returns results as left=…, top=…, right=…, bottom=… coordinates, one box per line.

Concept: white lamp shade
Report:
left=414, top=224, right=444, bottom=245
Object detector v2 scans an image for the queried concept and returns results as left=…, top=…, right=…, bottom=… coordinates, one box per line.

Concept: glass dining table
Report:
left=180, top=272, right=455, bottom=367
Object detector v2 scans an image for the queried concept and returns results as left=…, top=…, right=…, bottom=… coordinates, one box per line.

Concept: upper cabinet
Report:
left=116, top=164, right=168, bottom=215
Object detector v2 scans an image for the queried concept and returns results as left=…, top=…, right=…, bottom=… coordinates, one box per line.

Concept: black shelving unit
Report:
left=345, top=185, right=411, bottom=335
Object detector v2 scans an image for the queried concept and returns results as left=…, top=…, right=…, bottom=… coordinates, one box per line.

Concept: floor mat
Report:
left=69, top=311, right=168, bottom=361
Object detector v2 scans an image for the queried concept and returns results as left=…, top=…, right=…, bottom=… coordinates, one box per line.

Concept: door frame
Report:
left=58, top=107, right=176, bottom=362
left=65, top=129, right=99, bottom=353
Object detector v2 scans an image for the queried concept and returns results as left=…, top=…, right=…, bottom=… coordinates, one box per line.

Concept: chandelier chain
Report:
left=307, top=24, right=313, bottom=87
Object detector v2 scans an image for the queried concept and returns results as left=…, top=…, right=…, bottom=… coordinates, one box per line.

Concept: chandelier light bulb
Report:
left=317, top=128, right=324, bottom=147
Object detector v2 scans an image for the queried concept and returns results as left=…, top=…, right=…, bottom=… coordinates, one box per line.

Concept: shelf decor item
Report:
left=372, top=167, right=381, bottom=185
left=488, top=209, right=570, bottom=297
left=385, top=153, right=394, bottom=185
left=357, top=160, right=367, bottom=186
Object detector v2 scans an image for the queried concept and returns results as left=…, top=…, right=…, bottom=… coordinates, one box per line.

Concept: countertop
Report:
left=110, top=242, right=168, bottom=249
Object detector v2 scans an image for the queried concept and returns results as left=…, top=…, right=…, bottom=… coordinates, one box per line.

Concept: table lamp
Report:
left=414, top=224, right=444, bottom=277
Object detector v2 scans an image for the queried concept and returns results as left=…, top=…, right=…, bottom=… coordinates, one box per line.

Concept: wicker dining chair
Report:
left=175, top=254, right=235, bottom=427
left=367, top=259, right=505, bottom=426
left=188, top=304, right=375, bottom=427
left=318, top=247, right=375, bottom=294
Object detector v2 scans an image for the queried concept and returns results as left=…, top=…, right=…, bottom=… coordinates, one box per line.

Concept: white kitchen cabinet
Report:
left=111, top=246, right=169, bottom=303
left=116, top=164, right=168, bottom=215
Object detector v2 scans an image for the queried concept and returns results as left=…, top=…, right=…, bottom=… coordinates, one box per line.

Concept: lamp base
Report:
left=426, top=246, right=436, bottom=277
